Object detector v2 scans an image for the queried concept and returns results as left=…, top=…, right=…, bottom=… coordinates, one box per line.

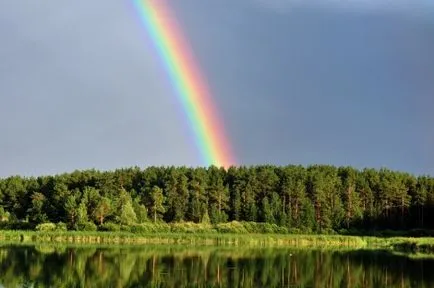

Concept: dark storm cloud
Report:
left=0, top=1, right=433, bottom=176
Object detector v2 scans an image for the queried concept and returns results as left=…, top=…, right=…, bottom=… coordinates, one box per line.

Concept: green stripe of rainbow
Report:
left=132, top=0, right=235, bottom=168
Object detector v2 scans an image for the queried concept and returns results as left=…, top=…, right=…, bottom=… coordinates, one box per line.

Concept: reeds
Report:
left=2, top=221, right=434, bottom=255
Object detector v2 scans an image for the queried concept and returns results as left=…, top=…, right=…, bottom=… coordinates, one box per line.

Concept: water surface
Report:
left=0, top=244, right=433, bottom=287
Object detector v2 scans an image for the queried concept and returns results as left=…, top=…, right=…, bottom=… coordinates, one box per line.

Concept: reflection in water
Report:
left=0, top=244, right=433, bottom=287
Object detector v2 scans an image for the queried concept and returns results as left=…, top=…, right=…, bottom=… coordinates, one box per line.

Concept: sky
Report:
left=0, top=0, right=433, bottom=177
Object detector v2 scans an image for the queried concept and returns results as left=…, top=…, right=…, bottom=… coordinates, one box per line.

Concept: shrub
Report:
left=35, top=222, right=57, bottom=232
left=275, top=225, right=289, bottom=234
left=321, top=228, right=337, bottom=235
left=170, top=222, right=213, bottom=234
left=127, top=224, right=147, bottom=233
left=127, top=223, right=171, bottom=233
left=261, top=223, right=276, bottom=233
left=288, top=228, right=303, bottom=234
left=99, top=222, right=121, bottom=232
left=55, top=222, right=68, bottom=231
left=215, top=221, right=248, bottom=234
left=78, top=222, right=97, bottom=231
left=119, top=225, right=132, bottom=232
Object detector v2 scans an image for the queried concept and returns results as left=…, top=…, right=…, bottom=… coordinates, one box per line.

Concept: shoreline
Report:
left=1, top=230, right=434, bottom=254
left=0, top=230, right=368, bottom=246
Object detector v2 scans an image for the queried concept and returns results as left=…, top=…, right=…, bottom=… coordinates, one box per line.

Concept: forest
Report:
left=1, top=165, right=434, bottom=234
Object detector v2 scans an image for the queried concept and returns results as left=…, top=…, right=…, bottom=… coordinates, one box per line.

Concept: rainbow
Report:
left=132, top=0, right=235, bottom=168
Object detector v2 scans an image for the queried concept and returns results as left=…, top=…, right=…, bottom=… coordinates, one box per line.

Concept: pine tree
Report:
left=339, top=167, right=362, bottom=229
left=164, top=169, right=188, bottom=222
left=280, top=166, right=308, bottom=229
left=261, top=197, right=274, bottom=223
left=207, top=167, right=229, bottom=223
left=188, top=179, right=206, bottom=223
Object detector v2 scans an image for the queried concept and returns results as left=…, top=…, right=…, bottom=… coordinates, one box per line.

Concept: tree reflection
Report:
left=0, top=245, right=433, bottom=287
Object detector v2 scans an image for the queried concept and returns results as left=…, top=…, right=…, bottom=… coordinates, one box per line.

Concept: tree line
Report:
left=0, top=165, right=434, bottom=233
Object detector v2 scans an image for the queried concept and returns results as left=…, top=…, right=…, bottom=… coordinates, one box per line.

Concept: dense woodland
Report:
left=1, top=165, right=434, bottom=233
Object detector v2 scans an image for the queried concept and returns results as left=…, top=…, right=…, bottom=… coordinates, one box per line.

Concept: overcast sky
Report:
left=1, top=1, right=433, bottom=177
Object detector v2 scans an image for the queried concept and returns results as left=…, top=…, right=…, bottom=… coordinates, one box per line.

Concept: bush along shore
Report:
left=2, top=221, right=434, bottom=255
left=0, top=230, right=367, bottom=248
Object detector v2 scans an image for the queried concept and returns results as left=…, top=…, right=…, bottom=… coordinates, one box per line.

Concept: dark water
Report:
left=0, top=245, right=433, bottom=287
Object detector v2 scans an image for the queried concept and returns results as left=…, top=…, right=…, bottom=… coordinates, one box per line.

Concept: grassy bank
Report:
left=2, top=230, right=434, bottom=254
left=0, top=230, right=370, bottom=248
left=2, top=221, right=434, bottom=254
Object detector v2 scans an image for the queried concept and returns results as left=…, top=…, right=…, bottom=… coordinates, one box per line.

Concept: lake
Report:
left=0, top=244, right=433, bottom=287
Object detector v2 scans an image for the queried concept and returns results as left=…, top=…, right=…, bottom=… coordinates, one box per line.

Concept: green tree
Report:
left=339, top=167, right=362, bottom=229
left=412, top=176, right=429, bottom=228
left=280, top=166, right=308, bottom=228
left=300, top=197, right=316, bottom=232
left=81, top=186, right=101, bottom=219
left=29, top=192, right=48, bottom=224
left=261, top=197, right=274, bottom=223
left=362, top=168, right=383, bottom=229
left=307, top=166, right=341, bottom=232
left=241, top=180, right=258, bottom=222
left=1, top=176, right=28, bottom=219
left=0, top=206, right=10, bottom=222
left=119, top=200, right=137, bottom=226
left=270, top=192, right=286, bottom=226
left=48, top=179, right=70, bottom=223
left=207, top=166, right=229, bottom=224
left=64, top=194, right=79, bottom=228
left=187, top=168, right=207, bottom=223
left=378, top=169, right=410, bottom=228
left=201, top=208, right=211, bottom=224
left=76, top=201, right=89, bottom=229
left=227, top=167, right=242, bottom=221
left=164, top=169, right=188, bottom=222
left=133, top=197, right=148, bottom=223
left=113, top=189, right=138, bottom=225
left=150, top=186, right=165, bottom=223
left=93, top=197, right=112, bottom=225
left=356, top=172, right=374, bottom=228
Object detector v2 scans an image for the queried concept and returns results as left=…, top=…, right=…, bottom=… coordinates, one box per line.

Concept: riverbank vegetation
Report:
left=0, top=230, right=369, bottom=247
left=2, top=229, right=434, bottom=256
left=1, top=165, right=434, bottom=234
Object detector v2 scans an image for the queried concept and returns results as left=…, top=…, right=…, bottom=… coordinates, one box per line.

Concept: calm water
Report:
left=0, top=244, right=433, bottom=287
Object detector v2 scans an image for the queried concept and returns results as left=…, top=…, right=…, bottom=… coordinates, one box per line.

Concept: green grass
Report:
left=0, top=230, right=370, bottom=247
left=2, top=220, right=434, bottom=255
left=1, top=229, right=432, bottom=253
